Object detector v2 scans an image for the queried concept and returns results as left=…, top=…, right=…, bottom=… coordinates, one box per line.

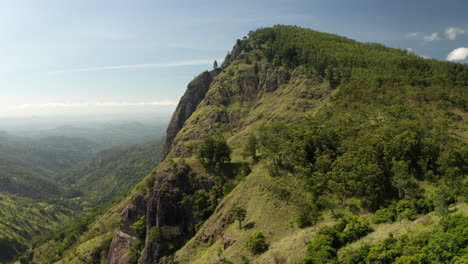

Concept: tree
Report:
left=242, top=134, right=258, bottom=163
left=229, top=206, right=247, bottom=229
left=434, top=185, right=451, bottom=216
left=391, top=160, right=417, bottom=198
left=213, top=60, right=219, bottom=69
left=197, top=135, right=231, bottom=172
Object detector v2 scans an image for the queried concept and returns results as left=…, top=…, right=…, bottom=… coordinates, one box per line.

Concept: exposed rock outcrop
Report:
left=106, top=193, right=146, bottom=264
left=163, top=69, right=221, bottom=157
left=140, top=163, right=194, bottom=263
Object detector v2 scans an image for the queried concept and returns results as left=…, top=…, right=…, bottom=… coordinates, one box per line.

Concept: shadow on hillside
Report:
left=243, top=222, right=256, bottom=230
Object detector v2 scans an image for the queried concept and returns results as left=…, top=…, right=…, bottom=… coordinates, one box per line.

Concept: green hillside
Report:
left=0, top=137, right=165, bottom=263
left=59, top=137, right=164, bottom=208
left=0, top=193, right=73, bottom=263
left=23, top=25, right=467, bottom=264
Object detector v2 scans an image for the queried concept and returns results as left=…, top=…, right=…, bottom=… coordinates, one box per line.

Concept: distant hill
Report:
left=14, top=121, right=167, bottom=148
left=58, top=137, right=164, bottom=208
left=0, top=122, right=166, bottom=263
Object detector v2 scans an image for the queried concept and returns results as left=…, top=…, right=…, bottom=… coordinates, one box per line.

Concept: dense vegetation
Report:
left=58, top=137, right=164, bottom=207
left=340, top=214, right=468, bottom=263
left=0, top=126, right=165, bottom=263
left=177, top=25, right=467, bottom=263
left=18, top=25, right=467, bottom=263
left=0, top=193, right=73, bottom=262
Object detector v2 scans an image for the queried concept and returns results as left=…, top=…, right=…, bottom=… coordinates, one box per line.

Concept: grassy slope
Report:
left=29, top=189, right=139, bottom=264
left=173, top=59, right=336, bottom=263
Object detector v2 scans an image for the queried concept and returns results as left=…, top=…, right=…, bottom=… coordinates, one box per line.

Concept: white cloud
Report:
left=445, top=27, right=466, bottom=40
left=404, top=48, right=415, bottom=54
left=423, top=32, right=440, bottom=41
left=447, top=47, right=468, bottom=61
left=406, top=32, right=421, bottom=39
left=48, top=59, right=220, bottom=74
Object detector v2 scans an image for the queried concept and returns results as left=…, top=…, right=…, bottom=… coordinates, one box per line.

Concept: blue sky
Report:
left=0, top=0, right=467, bottom=117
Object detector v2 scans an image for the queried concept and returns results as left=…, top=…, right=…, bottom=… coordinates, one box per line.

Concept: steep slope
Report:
left=0, top=193, right=73, bottom=263
left=25, top=25, right=467, bottom=264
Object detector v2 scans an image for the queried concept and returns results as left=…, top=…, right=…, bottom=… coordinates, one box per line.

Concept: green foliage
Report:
left=149, top=226, right=162, bottom=241
left=340, top=214, right=468, bottom=263
left=391, top=160, right=418, bottom=199
left=372, top=206, right=397, bottom=224
left=246, top=231, right=269, bottom=254
left=129, top=238, right=144, bottom=264
left=0, top=193, right=73, bottom=263
left=197, top=135, right=231, bottom=172
left=302, top=216, right=370, bottom=263
left=131, top=216, right=147, bottom=240
left=242, top=134, right=259, bottom=163
left=60, top=138, right=164, bottom=207
left=302, top=234, right=337, bottom=264
left=434, top=185, right=451, bottom=216
left=229, top=206, right=247, bottom=229
left=296, top=212, right=313, bottom=229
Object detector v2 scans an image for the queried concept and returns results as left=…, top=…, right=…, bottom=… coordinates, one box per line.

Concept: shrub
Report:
left=372, top=206, right=397, bottom=224
left=197, top=135, right=231, bottom=172
left=246, top=231, right=269, bottom=254
left=339, top=216, right=371, bottom=245
left=296, top=212, right=313, bottom=228
left=303, top=234, right=337, bottom=263
left=130, top=216, right=146, bottom=239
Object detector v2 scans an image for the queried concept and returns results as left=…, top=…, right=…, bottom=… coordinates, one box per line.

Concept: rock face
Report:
left=106, top=230, right=136, bottom=264
left=140, top=163, right=194, bottom=263
left=163, top=69, right=221, bottom=157
left=106, top=193, right=146, bottom=264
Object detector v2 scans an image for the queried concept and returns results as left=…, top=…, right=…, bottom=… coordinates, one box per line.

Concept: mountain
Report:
left=0, top=129, right=166, bottom=263
left=23, top=25, right=467, bottom=264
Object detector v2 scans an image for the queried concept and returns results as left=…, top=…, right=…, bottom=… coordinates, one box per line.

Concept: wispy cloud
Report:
left=19, top=100, right=177, bottom=109
left=447, top=47, right=468, bottom=61
left=423, top=32, right=440, bottom=41
left=47, top=59, right=219, bottom=74
left=405, top=32, right=421, bottom=39
left=445, top=27, right=466, bottom=40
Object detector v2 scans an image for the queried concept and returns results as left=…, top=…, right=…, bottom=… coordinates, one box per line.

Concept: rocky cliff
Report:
left=163, top=69, right=221, bottom=157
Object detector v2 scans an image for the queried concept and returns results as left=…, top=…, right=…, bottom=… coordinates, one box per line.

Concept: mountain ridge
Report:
left=23, top=25, right=467, bottom=264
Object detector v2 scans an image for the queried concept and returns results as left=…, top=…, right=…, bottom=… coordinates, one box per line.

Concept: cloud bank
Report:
left=447, top=47, right=468, bottom=61
left=19, top=100, right=177, bottom=109
left=0, top=100, right=178, bottom=118
left=48, top=59, right=218, bottom=74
